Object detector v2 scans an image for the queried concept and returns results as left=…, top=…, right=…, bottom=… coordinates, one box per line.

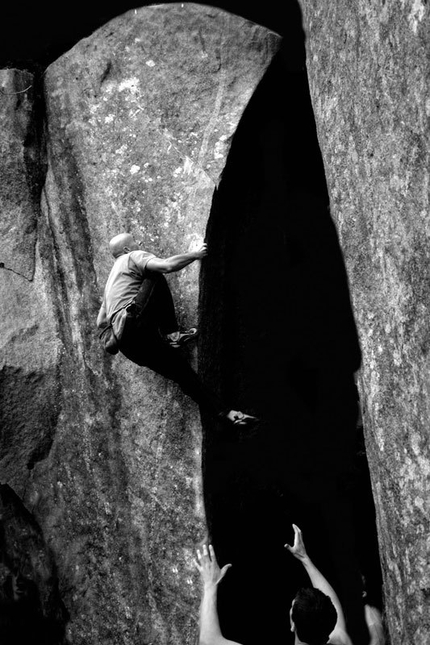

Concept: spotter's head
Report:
left=290, top=587, right=337, bottom=645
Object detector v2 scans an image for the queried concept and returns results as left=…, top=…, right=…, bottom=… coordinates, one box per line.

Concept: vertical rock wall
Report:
left=0, top=69, right=59, bottom=490
left=299, top=2, right=430, bottom=643
left=0, top=5, right=281, bottom=644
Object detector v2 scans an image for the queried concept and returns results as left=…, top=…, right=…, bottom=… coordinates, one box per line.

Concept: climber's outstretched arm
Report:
left=146, top=243, right=208, bottom=273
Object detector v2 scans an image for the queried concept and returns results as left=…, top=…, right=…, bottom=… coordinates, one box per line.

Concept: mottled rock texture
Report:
left=0, top=69, right=59, bottom=489
left=299, top=2, right=430, bottom=643
left=0, top=5, right=280, bottom=644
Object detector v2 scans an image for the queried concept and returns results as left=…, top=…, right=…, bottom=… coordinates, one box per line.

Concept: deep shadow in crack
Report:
left=199, top=39, right=383, bottom=645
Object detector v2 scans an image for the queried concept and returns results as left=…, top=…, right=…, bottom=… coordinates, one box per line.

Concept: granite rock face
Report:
left=0, top=5, right=280, bottom=644
left=299, top=2, right=430, bottom=643
left=0, top=69, right=59, bottom=492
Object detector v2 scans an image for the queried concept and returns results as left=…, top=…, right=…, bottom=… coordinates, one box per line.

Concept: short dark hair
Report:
left=292, top=587, right=337, bottom=645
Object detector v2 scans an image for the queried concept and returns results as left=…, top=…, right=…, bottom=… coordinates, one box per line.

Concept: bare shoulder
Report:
left=329, top=628, right=353, bottom=645
left=199, top=638, right=243, bottom=645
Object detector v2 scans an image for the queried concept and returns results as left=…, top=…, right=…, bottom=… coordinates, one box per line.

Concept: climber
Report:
left=97, top=232, right=258, bottom=428
left=194, top=524, right=385, bottom=645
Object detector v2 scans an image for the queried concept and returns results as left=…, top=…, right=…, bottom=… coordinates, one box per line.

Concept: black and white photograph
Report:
left=0, top=2, right=428, bottom=644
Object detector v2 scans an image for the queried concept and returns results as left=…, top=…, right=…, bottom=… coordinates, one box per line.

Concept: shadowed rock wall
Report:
left=299, top=2, right=430, bottom=643
left=0, top=5, right=280, bottom=644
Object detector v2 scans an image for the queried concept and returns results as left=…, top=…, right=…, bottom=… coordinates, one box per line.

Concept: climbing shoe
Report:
left=165, top=327, right=198, bottom=348
left=221, top=410, right=259, bottom=428
left=216, top=410, right=260, bottom=441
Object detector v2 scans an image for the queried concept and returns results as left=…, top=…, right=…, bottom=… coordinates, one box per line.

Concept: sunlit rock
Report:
left=300, top=3, right=430, bottom=643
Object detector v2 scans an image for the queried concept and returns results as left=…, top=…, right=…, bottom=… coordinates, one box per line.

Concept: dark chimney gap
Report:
left=199, top=47, right=383, bottom=645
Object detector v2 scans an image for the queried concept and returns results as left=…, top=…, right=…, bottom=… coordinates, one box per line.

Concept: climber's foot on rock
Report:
left=164, top=327, right=198, bottom=348
left=223, top=410, right=259, bottom=428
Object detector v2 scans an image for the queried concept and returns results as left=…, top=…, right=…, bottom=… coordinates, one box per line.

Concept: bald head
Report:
left=109, top=233, right=139, bottom=258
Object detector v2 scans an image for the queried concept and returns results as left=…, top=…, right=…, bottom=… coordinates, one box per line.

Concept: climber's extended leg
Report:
left=119, top=317, right=258, bottom=427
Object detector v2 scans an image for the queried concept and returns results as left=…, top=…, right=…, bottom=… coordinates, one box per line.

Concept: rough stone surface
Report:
left=0, top=69, right=60, bottom=491
left=299, top=2, right=430, bottom=643
left=0, top=69, right=42, bottom=280
left=0, top=6, right=280, bottom=644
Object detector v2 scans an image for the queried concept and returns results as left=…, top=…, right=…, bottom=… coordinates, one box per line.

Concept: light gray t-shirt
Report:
left=103, top=250, right=155, bottom=319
